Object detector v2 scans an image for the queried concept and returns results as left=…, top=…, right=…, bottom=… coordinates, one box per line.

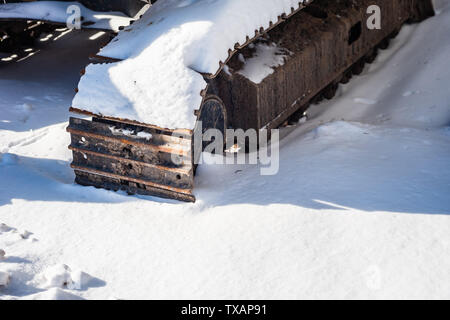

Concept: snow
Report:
left=0, top=270, right=10, bottom=287
left=0, top=1, right=136, bottom=32
left=109, top=126, right=153, bottom=140
left=136, top=131, right=153, bottom=140
left=0, top=0, right=450, bottom=300
left=72, top=0, right=309, bottom=129
left=238, top=42, right=291, bottom=84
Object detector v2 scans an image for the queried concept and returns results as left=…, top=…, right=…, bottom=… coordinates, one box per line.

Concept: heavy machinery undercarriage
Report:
left=67, top=0, right=434, bottom=202
left=1, top=0, right=435, bottom=202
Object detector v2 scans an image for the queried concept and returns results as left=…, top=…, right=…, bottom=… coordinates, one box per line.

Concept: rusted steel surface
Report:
left=195, top=96, right=227, bottom=152
left=67, top=118, right=191, bottom=157
left=67, top=117, right=195, bottom=202
left=410, top=0, right=435, bottom=22
left=69, top=107, right=192, bottom=137
left=73, top=168, right=196, bottom=203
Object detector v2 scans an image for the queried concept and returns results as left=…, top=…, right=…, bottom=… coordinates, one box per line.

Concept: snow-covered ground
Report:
left=0, top=0, right=449, bottom=300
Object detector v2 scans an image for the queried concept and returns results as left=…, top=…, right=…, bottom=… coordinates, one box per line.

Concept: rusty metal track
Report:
left=71, top=164, right=193, bottom=194
left=71, top=1, right=316, bottom=135
left=68, top=146, right=192, bottom=175
left=208, top=0, right=435, bottom=133
left=67, top=117, right=195, bottom=202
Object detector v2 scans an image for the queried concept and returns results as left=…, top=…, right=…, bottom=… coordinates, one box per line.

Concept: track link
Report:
left=286, top=29, right=400, bottom=123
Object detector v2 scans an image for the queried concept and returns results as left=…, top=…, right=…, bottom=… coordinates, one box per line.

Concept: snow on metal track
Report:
left=72, top=0, right=312, bottom=130
left=0, top=1, right=135, bottom=32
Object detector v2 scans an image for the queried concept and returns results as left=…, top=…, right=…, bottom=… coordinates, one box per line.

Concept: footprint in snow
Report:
left=36, top=264, right=105, bottom=291
left=0, top=223, right=13, bottom=233
left=19, top=230, right=34, bottom=240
